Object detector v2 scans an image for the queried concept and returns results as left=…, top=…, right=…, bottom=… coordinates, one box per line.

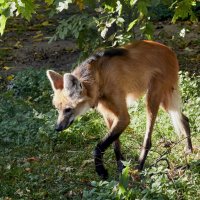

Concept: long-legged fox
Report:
left=47, top=40, right=193, bottom=179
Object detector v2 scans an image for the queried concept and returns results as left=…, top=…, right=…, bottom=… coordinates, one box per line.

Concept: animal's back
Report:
left=98, top=40, right=179, bottom=100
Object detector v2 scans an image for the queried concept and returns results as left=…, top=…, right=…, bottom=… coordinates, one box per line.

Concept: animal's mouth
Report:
left=64, top=119, right=74, bottom=130
left=55, top=119, right=74, bottom=132
left=68, top=119, right=74, bottom=127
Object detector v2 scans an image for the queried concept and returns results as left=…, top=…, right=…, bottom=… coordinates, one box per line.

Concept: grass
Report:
left=0, top=68, right=199, bottom=199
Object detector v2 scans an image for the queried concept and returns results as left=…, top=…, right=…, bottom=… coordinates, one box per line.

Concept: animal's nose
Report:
left=55, top=124, right=63, bottom=132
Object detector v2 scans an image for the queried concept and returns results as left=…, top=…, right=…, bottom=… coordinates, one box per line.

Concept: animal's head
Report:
left=47, top=70, right=90, bottom=131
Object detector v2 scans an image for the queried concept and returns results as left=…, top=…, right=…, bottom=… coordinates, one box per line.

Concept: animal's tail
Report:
left=162, top=86, right=193, bottom=152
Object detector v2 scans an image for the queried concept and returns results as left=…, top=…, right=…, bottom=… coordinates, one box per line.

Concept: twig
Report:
left=149, top=136, right=192, bottom=169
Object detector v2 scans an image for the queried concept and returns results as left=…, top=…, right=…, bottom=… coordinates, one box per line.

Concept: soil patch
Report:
left=0, top=13, right=199, bottom=76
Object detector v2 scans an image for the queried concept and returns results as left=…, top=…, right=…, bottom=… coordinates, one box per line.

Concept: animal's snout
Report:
left=55, top=119, right=74, bottom=132
left=55, top=124, right=64, bottom=132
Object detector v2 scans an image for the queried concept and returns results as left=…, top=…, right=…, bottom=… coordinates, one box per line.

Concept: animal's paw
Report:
left=134, top=164, right=143, bottom=171
left=117, top=160, right=125, bottom=173
left=96, top=165, right=108, bottom=180
left=184, top=147, right=193, bottom=155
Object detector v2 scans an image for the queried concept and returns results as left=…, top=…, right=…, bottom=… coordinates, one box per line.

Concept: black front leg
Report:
left=94, top=134, right=119, bottom=179
left=94, top=118, right=129, bottom=179
left=94, top=141, right=124, bottom=178
left=94, top=145, right=108, bottom=180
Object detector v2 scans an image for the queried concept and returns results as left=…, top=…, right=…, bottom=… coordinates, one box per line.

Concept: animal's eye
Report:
left=64, top=108, right=72, bottom=113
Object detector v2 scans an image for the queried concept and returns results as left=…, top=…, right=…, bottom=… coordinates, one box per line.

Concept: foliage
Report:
left=0, top=1, right=199, bottom=55
left=46, top=0, right=198, bottom=56
left=12, top=68, right=52, bottom=105
left=50, top=13, right=101, bottom=56
left=0, top=68, right=55, bottom=146
left=0, top=66, right=199, bottom=199
left=83, top=162, right=200, bottom=199
left=179, top=72, right=200, bottom=134
left=51, top=0, right=199, bottom=53
left=82, top=180, right=117, bottom=200
left=140, top=165, right=200, bottom=200
left=171, top=0, right=198, bottom=23
left=0, top=0, right=35, bottom=35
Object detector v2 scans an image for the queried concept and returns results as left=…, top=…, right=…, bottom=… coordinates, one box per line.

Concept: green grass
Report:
left=0, top=68, right=199, bottom=199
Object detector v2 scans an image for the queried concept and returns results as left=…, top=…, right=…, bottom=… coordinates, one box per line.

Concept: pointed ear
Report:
left=46, top=70, right=63, bottom=91
left=63, top=73, right=83, bottom=99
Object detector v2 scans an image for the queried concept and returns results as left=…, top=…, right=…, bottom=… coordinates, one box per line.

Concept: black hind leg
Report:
left=113, top=138, right=125, bottom=173
left=182, top=113, right=193, bottom=153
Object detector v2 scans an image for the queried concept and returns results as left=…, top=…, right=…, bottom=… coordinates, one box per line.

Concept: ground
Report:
left=0, top=12, right=200, bottom=76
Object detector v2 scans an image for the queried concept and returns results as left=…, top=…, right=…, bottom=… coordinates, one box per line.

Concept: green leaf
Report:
left=172, top=0, right=197, bottom=23
left=0, top=14, right=7, bottom=35
left=106, top=17, right=116, bottom=27
left=45, top=0, right=54, bottom=5
left=130, top=0, right=138, bottom=6
left=140, top=21, right=154, bottom=39
left=56, top=0, right=72, bottom=12
left=117, top=17, right=124, bottom=23
left=118, top=165, right=129, bottom=195
left=118, top=183, right=126, bottom=196
left=127, top=19, right=138, bottom=31
left=101, top=27, right=108, bottom=38
left=137, top=0, right=150, bottom=17
left=116, top=0, right=122, bottom=16
left=14, top=0, right=35, bottom=21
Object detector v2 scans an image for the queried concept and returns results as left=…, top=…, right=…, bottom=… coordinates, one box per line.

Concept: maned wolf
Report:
left=47, top=40, right=193, bottom=179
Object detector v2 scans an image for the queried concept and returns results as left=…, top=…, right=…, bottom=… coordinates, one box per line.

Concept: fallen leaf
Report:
left=3, top=66, right=11, bottom=70
left=184, top=47, right=193, bottom=52
left=81, top=159, right=93, bottom=168
left=59, top=166, right=73, bottom=172
left=0, top=47, right=12, bottom=50
left=42, top=21, right=49, bottom=26
left=130, top=169, right=141, bottom=181
left=26, top=157, right=39, bottom=162
left=33, top=33, right=43, bottom=39
left=25, top=167, right=32, bottom=172
left=6, top=164, right=11, bottom=170
left=193, top=146, right=200, bottom=154
left=15, top=189, right=24, bottom=197
left=4, top=197, right=12, bottom=200
left=6, top=75, right=14, bottom=81
left=33, top=38, right=43, bottom=42
left=80, top=178, right=90, bottom=183
left=14, top=41, right=23, bottom=49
